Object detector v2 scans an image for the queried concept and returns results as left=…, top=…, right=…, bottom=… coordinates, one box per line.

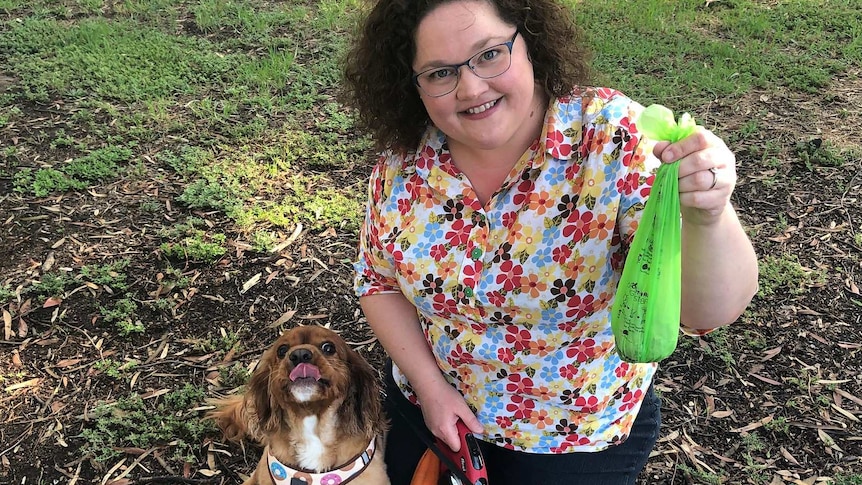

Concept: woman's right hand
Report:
left=415, top=379, right=484, bottom=452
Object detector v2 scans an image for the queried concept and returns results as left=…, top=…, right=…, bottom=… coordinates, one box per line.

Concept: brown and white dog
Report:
left=207, top=325, right=389, bottom=485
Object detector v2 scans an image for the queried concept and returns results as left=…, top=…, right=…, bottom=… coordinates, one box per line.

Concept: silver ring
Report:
left=708, top=167, right=718, bottom=190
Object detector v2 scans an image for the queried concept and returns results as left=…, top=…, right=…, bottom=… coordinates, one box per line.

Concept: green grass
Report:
left=574, top=0, right=862, bottom=111
left=80, top=384, right=214, bottom=463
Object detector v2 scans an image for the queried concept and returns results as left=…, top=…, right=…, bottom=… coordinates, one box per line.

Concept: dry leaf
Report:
left=268, top=310, right=297, bottom=329
left=4, top=378, right=41, bottom=392
left=731, top=414, right=773, bottom=433
left=3, top=310, right=11, bottom=340
left=241, top=273, right=261, bottom=294
left=43, top=297, right=62, bottom=308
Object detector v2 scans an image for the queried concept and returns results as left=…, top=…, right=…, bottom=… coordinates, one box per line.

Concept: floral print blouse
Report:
left=355, top=87, right=662, bottom=453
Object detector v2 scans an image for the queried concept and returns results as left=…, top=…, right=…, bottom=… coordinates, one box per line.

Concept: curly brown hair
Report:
left=341, top=0, right=591, bottom=154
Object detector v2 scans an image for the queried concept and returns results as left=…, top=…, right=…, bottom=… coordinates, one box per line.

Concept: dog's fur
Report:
left=207, top=325, right=389, bottom=485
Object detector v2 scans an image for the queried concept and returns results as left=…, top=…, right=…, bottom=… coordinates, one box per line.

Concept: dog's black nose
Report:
left=289, top=348, right=313, bottom=364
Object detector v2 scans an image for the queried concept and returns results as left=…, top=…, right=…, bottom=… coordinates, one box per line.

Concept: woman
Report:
left=344, top=0, right=759, bottom=483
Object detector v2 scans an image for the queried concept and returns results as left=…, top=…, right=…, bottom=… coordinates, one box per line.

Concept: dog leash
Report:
left=385, top=390, right=476, bottom=485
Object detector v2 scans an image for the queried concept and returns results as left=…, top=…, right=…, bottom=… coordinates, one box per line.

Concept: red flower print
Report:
left=640, top=173, right=654, bottom=198
left=496, top=260, right=523, bottom=292
left=506, top=374, right=535, bottom=395
left=614, top=362, right=630, bottom=378
left=562, top=209, right=593, bottom=242
left=431, top=293, right=457, bottom=315
left=619, top=388, right=644, bottom=412
left=546, top=129, right=572, bottom=158
left=406, top=173, right=422, bottom=199
left=488, top=291, right=505, bottom=307
left=445, top=219, right=472, bottom=247
left=552, top=244, right=573, bottom=264
left=506, top=394, right=535, bottom=420
left=496, top=416, right=513, bottom=428
left=449, top=344, right=475, bottom=365
left=462, top=260, right=483, bottom=288
left=565, top=294, right=595, bottom=320
left=397, top=197, right=412, bottom=215
left=623, top=147, right=645, bottom=168
left=416, top=145, right=435, bottom=170
left=512, top=179, right=535, bottom=206
left=617, top=172, right=640, bottom=195
left=504, top=325, right=532, bottom=351
left=430, top=244, right=448, bottom=261
left=501, top=211, right=518, bottom=229
left=566, top=337, right=597, bottom=363
left=596, top=87, right=620, bottom=99
left=559, top=363, right=578, bottom=380
left=574, top=394, right=600, bottom=413
left=497, top=346, right=515, bottom=363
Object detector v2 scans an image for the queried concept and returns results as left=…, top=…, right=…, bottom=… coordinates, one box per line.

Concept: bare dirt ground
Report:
left=1, top=70, right=861, bottom=485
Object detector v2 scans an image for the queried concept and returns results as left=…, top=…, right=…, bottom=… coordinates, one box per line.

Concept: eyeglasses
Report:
left=412, top=31, right=519, bottom=98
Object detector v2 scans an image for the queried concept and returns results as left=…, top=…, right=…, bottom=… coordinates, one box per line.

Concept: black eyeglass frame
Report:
left=412, top=31, right=520, bottom=98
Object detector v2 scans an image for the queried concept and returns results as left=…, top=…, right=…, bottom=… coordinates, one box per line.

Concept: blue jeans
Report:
left=383, top=362, right=661, bottom=485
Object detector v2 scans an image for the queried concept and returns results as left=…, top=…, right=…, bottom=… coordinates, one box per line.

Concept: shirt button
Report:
left=465, top=287, right=474, bottom=297
left=470, top=248, right=483, bottom=259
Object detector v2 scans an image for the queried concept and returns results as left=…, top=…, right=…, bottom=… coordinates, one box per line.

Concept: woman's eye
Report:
left=276, top=345, right=289, bottom=359
left=321, top=342, right=336, bottom=355
left=427, top=68, right=454, bottom=82
left=479, top=48, right=501, bottom=62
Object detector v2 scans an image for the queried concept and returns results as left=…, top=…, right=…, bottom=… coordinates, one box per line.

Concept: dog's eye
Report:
left=276, top=345, right=289, bottom=359
left=321, top=342, right=336, bottom=355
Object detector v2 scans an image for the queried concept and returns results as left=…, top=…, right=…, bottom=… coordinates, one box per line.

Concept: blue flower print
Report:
left=543, top=163, right=567, bottom=185
left=424, top=220, right=445, bottom=240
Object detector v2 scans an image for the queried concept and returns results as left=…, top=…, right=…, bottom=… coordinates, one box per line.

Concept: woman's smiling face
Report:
left=413, top=0, right=546, bottom=154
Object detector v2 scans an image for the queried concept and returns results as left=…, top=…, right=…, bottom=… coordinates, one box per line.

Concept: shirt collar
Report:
left=266, top=436, right=377, bottom=485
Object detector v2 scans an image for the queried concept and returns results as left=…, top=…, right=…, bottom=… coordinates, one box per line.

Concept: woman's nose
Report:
left=455, top=66, right=488, bottom=100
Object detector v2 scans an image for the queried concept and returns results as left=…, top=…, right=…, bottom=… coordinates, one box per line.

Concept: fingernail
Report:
left=662, top=149, right=675, bottom=162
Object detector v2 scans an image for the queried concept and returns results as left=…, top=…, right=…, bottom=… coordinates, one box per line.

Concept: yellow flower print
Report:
left=581, top=254, right=602, bottom=288
left=513, top=226, right=541, bottom=255
left=400, top=215, right=420, bottom=246
left=580, top=166, right=607, bottom=203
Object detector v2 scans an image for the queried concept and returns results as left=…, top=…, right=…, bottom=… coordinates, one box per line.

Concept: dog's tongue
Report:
left=289, top=363, right=321, bottom=381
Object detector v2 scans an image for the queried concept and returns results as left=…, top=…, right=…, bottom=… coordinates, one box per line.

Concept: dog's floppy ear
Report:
left=248, top=353, right=287, bottom=434
left=340, top=347, right=386, bottom=437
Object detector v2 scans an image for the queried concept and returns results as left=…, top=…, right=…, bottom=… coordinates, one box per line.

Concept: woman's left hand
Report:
left=652, top=127, right=736, bottom=226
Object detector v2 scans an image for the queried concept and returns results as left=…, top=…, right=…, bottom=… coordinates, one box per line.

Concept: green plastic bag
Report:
left=610, top=104, right=698, bottom=363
